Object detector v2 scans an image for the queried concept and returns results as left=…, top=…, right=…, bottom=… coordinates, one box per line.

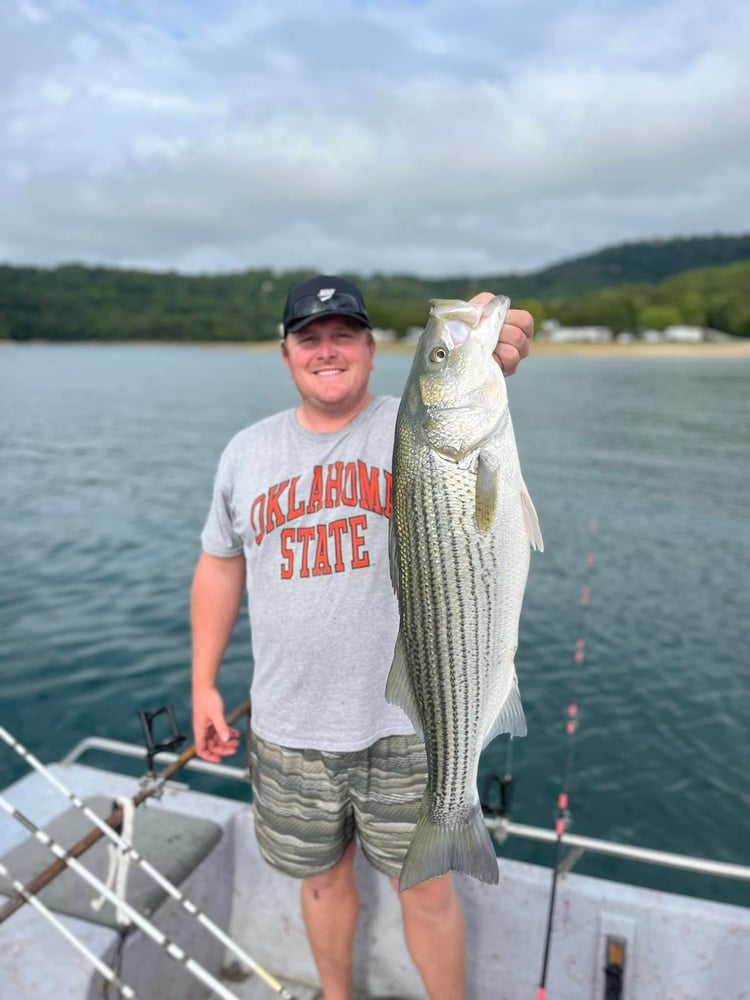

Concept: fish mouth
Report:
left=435, top=403, right=483, bottom=410
left=425, top=403, right=489, bottom=415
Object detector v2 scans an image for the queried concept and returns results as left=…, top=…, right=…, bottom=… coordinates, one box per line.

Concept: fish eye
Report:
left=430, top=346, right=448, bottom=363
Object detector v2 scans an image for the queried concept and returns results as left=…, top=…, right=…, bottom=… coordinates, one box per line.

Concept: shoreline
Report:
left=504, top=340, right=750, bottom=358
left=3, top=338, right=749, bottom=358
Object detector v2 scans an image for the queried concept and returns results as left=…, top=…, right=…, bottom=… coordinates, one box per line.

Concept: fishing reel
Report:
left=480, top=772, right=515, bottom=844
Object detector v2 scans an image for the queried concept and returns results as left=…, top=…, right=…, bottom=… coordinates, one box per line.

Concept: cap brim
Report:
left=285, top=311, right=370, bottom=335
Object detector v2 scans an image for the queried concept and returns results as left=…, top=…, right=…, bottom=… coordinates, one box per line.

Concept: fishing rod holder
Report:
left=138, top=706, right=186, bottom=777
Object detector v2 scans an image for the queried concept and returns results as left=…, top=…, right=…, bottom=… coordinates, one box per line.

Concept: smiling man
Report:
left=191, top=274, right=533, bottom=1000
left=280, top=276, right=377, bottom=432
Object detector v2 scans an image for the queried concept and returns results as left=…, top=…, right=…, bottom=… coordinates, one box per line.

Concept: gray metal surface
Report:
left=1, top=759, right=749, bottom=999
left=0, top=794, right=222, bottom=927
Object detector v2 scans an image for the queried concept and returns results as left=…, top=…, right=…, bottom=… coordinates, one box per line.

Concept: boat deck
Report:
left=1, top=760, right=749, bottom=999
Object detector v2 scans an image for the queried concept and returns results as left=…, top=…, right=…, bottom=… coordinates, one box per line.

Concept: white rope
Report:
left=91, top=795, right=135, bottom=926
left=0, top=794, right=241, bottom=1000
left=0, top=858, right=139, bottom=999
left=0, top=725, right=295, bottom=999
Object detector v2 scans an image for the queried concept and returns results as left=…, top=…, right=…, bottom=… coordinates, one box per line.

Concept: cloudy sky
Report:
left=2, top=0, right=749, bottom=277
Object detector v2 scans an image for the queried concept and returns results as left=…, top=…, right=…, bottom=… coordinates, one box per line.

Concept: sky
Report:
left=2, top=0, right=749, bottom=278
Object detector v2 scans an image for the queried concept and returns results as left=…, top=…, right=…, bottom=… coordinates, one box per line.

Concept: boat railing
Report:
left=61, top=736, right=750, bottom=887
left=61, top=735, right=249, bottom=782
left=485, top=817, right=750, bottom=884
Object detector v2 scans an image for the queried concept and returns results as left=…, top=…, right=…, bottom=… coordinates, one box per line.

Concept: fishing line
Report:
left=537, top=521, right=597, bottom=1000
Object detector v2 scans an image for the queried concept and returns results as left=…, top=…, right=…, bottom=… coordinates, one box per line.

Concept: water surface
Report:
left=1, top=343, right=748, bottom=905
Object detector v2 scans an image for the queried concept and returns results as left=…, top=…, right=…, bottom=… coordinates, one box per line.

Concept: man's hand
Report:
left=469, top=292, right=534, bottom=376
left=193, top=686, right=240, bottom=763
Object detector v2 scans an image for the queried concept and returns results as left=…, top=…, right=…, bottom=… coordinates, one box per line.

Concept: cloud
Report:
left=1, top=0, right=748, bottom=276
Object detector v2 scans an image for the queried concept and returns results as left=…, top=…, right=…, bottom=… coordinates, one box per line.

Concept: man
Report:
left=192, top=275, right=533, bottom=1000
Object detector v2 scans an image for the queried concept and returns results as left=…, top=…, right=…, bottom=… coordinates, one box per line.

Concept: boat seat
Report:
left=0, top=795, right=222, bottom=929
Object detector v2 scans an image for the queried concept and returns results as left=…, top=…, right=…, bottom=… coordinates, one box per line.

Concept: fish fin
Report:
left=385, top=631, right=424, bottom=740
left=399, top=798, right=499, bottom=891
left=482, top=676, right=527, bottom=749
left=520, top=477, right=544, bottom=552
left=388, top=512, right=400, bottom=597
left=456, top=446, right=480, bottom=471
left=475, top=451, right=498, bottom=533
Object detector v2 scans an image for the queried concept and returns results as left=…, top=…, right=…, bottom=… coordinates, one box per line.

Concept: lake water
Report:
left=1, top=343, right=748, bottom=907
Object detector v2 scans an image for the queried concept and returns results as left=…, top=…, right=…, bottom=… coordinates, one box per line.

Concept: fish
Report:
left=386, top=295, right=543, bottom=891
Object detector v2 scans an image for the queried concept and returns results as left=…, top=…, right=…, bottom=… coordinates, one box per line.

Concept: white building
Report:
left=663, top=325, right=705, bottom=343
left=543, top=322, right=613, bottom=343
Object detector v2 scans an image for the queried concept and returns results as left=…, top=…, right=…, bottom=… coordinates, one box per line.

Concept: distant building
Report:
left=538, top=319, right=735, bottom=346
left=542, top=320, right=612, bottom=343
left=371, top=327, right=396, bottom=343
left=663, top=325, right=705, bottom=343
left=404, top=326, right=424, bottom=343
left=641, top=328, right=666, bottom=343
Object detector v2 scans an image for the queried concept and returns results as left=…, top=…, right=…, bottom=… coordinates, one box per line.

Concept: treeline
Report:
left=522, top=260, right=750, bottom=337
left=1, top=235, right=748, bottom=342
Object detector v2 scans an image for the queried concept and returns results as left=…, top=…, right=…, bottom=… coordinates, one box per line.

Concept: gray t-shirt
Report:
left=201, top=395, right=414, bottom=751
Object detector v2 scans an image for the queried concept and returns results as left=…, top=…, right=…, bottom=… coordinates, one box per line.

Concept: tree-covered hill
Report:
left=1, top=233, right=748, bottom=342
left=501, top=233, right=750, bottom=299
left=540, top=259, right=750, bottom=336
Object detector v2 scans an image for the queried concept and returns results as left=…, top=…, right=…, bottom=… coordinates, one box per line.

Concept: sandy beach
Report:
left=513, top=339, right=750, bottom=358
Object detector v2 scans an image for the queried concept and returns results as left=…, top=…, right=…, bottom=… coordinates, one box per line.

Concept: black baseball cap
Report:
left=282, top=274, right=370, bottom=336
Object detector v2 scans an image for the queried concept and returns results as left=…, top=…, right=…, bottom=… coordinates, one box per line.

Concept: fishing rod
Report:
left=537, top=526, right=596, bottom=1000
left=1, top=699, right=298, bottom=999
left=0, top=792, right=245, bottom=1000
left=0, top=857, right=140, bottom=999
left=537, top=703, right=578, bottom=999
left=0, top=697, right=251, bottom=923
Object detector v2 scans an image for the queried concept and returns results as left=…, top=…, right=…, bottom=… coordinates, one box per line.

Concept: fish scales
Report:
left=387, top=295, right=542, bottom=891
left=408, top=452, right=503, bottom=815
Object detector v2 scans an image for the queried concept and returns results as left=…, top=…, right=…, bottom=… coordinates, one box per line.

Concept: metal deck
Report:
left=1, top=750, right=748, bottom=999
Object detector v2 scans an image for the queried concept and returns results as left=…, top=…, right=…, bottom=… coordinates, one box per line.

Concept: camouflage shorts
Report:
left=249, top=731, right=427, bottom=880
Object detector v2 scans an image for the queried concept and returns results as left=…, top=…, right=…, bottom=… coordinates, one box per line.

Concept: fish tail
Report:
left=399, top=804, right=499, bottom=891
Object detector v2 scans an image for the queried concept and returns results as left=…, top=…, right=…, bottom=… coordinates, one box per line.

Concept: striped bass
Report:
left=387, top=295, right=543, bottom=891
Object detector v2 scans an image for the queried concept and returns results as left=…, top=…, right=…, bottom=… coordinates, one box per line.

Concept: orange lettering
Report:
left=358, top=461, right=382, bottom=514
left=266, top=480, right=289, bottom=535
left=328, top=518, right=349, bottom=573
left=250, top=494, right=266, bottom=544
left=312, top=524, right=332, bottom=576
left=342, top=462, right=357, bottom=506
left=307, top=466, right=323, bottom=513
left=349, top=515, right=370, bottom=569
left=287, top=476, right=305, bottom=520
left=297, top=526, right=316, bottom=578
left=280, top=528, right=294, bottom=579
left=325, top=462, right=344, bottom=508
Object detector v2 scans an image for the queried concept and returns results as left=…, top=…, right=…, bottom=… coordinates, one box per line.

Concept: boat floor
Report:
left=2, top=761, right=749, bottom=1000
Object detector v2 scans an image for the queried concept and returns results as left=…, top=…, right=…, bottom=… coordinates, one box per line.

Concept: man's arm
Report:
left=469, top=292, right=534, bottom=375
left=191, top=551, right=245, bottom=762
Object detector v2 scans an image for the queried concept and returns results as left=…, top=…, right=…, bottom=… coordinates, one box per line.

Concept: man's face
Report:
left=282, top=316, right=376, bottom=415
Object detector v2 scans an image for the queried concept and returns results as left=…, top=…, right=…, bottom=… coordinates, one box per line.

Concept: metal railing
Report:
left=485, top=816, right=750, bottom=883
left=61, top=735, right=248, bottom=781
left=62, top=736, right=750, bottom=887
